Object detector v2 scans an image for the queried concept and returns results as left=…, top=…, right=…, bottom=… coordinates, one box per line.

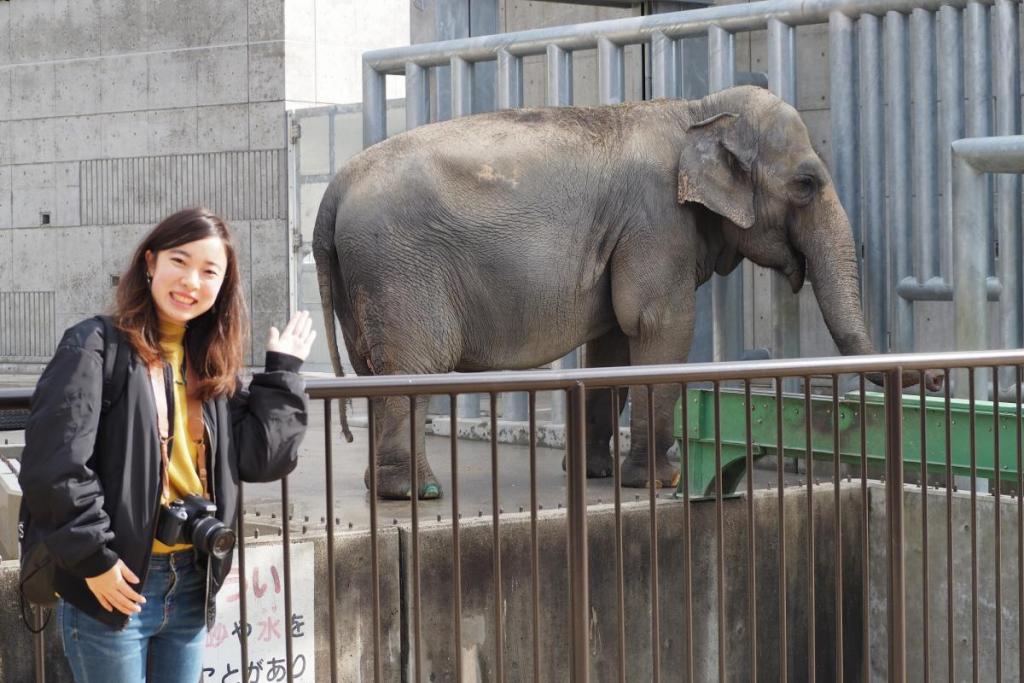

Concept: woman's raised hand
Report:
left=267, top=310, right=316, bottom=361
left=85, top=560, right=145, bottom=615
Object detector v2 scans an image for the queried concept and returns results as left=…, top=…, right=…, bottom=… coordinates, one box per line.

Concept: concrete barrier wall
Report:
left=0, top=483, right=880, bottom=680
left=408, top=484, right=867, bottom=681
left=869, top=483, right=1024, bottom=681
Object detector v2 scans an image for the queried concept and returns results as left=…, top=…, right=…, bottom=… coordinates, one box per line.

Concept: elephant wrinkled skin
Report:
left=313, top=85, right=938, bottom=500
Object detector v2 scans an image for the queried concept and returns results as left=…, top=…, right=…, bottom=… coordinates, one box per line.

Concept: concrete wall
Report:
left=0, top=0, right=408, bottom=366
left=869, top=483, right=1024, bottom=680
left=0, top=484, right=865, bottom=681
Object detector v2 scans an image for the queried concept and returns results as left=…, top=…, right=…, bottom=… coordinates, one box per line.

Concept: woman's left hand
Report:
left=267, top=310, right=316, bottom=361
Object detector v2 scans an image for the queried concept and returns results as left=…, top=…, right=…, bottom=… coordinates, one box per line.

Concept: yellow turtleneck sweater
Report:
left=152, top=320, right=205, bottom=554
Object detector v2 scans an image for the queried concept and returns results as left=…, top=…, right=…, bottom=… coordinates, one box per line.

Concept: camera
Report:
left=154, top=494, right=236, bottom=560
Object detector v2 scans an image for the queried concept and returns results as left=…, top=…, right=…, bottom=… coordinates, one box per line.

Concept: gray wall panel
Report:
left=79, top=150, right=287, bottom=225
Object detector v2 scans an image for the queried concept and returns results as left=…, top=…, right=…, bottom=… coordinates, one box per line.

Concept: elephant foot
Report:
left=364, top=461, right=442, bottom=500
left=561, top=446, right=615, bottom=478
left=620, top=457, right=680, bottom=489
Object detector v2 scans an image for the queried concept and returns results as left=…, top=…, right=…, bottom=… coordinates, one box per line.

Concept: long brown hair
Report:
left=115, top=208, right=247, bottom=399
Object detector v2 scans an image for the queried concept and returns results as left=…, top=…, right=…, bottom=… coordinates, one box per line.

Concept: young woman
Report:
left=19, top=207, right=314, bottom=682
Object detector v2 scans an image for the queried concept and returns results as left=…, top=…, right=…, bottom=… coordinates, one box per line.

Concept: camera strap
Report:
left=149, top=360, right=210, bottom=501
left=148, top=363, right=173, bottom=503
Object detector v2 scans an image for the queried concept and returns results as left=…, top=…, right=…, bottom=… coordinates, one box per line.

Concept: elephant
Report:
left=313, top=85, right=940, bottom=500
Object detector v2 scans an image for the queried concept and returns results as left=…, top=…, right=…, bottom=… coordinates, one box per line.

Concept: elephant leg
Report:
left=621, top=381, right=683, bottom=489
left=609, top=233, right=695, bottom=489
left=583, top=328, right=630, bottom=478
left=364, top=394, right=441, bottom=500
left=349, top=320, right=445, bottom=500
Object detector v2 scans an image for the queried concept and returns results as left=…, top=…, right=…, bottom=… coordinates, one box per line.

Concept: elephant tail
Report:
left=312, top=184, right=354, bottom=443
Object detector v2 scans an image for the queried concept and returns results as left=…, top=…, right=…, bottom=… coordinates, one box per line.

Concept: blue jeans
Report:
left=60, top=549, right=207, bottom=683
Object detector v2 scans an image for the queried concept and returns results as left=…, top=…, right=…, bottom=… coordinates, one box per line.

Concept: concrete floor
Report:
left=239, top=396, right=810, bottom=535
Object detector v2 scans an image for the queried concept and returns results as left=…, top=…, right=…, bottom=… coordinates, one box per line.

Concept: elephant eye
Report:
left=791, top=175, right=818, bottom=201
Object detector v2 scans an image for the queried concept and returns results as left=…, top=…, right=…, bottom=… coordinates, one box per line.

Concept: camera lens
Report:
left=190, top=516, right=237, bottom=560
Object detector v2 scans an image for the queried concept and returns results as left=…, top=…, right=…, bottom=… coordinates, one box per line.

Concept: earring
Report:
left=146, top=272, right=153, bottom=286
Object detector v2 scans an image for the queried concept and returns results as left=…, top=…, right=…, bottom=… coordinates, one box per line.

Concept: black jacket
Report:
left=18, top=317, right=308, bottom=629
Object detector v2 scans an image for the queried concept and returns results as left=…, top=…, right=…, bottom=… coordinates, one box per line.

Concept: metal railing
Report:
left=361, top=0, right=1020, bottom=363
left=10, top=346, right=1024, bottom=681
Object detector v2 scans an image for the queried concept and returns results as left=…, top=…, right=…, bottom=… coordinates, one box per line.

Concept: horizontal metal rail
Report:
left=5, top=349, right=1024, bottom=410
left=362, top=0, right=991, bottom=72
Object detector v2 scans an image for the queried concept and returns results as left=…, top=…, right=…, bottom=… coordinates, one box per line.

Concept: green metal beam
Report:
left=674, top=387, right=1023, bottom=497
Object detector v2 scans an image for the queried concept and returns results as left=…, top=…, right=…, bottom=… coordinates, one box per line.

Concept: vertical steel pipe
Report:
left=451, top=56, right=473, bottom=118
left=937, top=6, right=964, bottom=280
left=409, top=397, right=422, bottom=682
left=647, top=385, right=661, bottom=682
left=529, top=392, right=542, bottom=683
left=362, top=60, right=387, bottom=147
left=964, top=1, right=992, bottom=292
left=994, top=0, right=1022, bottom=353
left=804, top=378, right=815, bottom=681
left=496, top=49, right=523, bottom=110
left=714, top=381, right=726, bottom=682
left=405, top=62, right=430, bottom=131
left=489, top=393, right=504, bottom=682
left=237, top=481, right=250, bottom=680
left=368, top=403, right=383, bottom=682
left=650, top=31, right=678, bottom=100
left=952, top=142, right=991, bottom=400
left=598, top=37, right=625, bottom=105
left=858, top=14, right=888, bottom=352
left=860, top=375, right=870, bottom=675
left=708, top=26, right=742, bottom=362
left=885, top=368, right=906, bottom=682
left=969, top=369, right=979, bottom=681
left=919, top=374, right=929, bottom=681
left=767, top=19, right=796, bottom=105
left=776, top=379, right=788, bottom=682
left=910, top=9, right=939, bottom=282
left=768, top=18, right=801, bottom=380
left=744, top=381, right=757, bottom=681
left=832, top=376, right=843, bottom=682
left=830, top=11, right=861, bottom=259
left=944, top=370, right=955, bottom=680
left=681, top=384, right=695, bottom=682
left=280, top=476, right=295, bottom=683
left=611, top=391, right=625, bottom=683
left=1017, top=367, right=1023, bottom=681
left=323, top=400, right=338, bottom=683
left=885, top=11, right=913, bottom=352
left=546, top=44, right=573, bottom=106
left=449, top=396, right=463, bottom=679
left=568, top=383, right=589, bottom=683
left=993, top=370, right=1002, bottom=680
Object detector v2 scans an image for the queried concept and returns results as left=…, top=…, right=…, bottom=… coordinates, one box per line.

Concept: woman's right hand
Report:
left=85, top=560, right=146, bottom=615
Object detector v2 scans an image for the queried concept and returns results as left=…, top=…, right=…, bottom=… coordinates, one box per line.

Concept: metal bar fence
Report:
left=11, top=346, right=1024, bottom=681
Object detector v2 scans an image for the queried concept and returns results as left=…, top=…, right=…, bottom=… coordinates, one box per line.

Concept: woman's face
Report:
left=144, top=236, right=228, bottom=325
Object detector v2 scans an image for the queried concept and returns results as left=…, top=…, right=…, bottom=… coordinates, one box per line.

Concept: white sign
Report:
left=202, top=542, right=316, bottom=682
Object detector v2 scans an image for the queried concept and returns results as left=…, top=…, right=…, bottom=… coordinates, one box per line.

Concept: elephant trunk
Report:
left=797, top=187, right=942, bottom=390
left=798, top=186, right=877, bottom=358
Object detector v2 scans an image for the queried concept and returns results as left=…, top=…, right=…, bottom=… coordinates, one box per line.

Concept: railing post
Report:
left=885, top=367, right=906, bottom=681
left=33, top=608, right=45, bottom=683
left=362, top=60, right=386, bottom=147
left=567, top=382, right=589, bottom=682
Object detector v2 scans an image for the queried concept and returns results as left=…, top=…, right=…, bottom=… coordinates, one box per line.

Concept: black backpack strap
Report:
left=97, top=315, right=130, bottom=414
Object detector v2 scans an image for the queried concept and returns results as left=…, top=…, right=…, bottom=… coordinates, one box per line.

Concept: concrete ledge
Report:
left=349, top=414, right=633, bottom=451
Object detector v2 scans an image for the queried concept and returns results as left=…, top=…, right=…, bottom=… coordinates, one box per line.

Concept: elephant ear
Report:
left=677, top=112, right=756, bottom=229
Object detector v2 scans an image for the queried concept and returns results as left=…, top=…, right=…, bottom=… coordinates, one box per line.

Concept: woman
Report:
left=19, top=207, right=313, bottom=682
